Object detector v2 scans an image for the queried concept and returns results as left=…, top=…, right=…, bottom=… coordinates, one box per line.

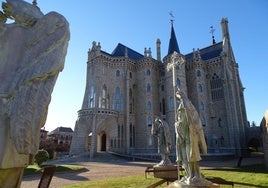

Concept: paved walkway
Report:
left=21, top=153, right=264, bottom=188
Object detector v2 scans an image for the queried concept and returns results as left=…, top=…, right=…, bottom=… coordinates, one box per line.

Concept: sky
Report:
left=27, top=0, right=268, bottom=131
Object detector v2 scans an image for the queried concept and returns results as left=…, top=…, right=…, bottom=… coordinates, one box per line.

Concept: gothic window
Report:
left=116, top=70, right=120, bottom=77
left=113, top=87, right=123, bottom=111
left=210, top=73, right=224, bottom=101
left=130, top=123, right=135, bottom=147
left=161, top=85, right=164, bottom=91
left=88, top=85, right=95, bottom=108
left=176, top=65, right=180, bottom=70
left=129, top=88, right=133, bottom=114
left=162, top=98, right=166, bottom=115
left=201, top=117, right=206, bottom=126
left=200, top=102, right=204, bottom=110
left=99, top=84, right=107, bottom=108
left=111, top=139, right=113, bottom=147
left=169, top=97, right=174, bottom=109
left=146, top=69, right=151, bottom=76
left=197, top=70, right=201, bottom=77
left=176, top=78, right=181, bottom=87
left=147, top=101, right=152, bottom=110
left=129, top=72, right=132, bottom=79
left=147, top=83, right=151, bottom=92
left=117, top=124, right=120, bottom=138
left=218, top=118, right=222, bottom=127
left=198, top=84, right=203, bottom=93
left=147, top=116, right=152, bottom=126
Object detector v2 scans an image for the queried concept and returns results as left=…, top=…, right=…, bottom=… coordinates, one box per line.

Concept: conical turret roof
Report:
left=168, top=23, right=180, bottom=55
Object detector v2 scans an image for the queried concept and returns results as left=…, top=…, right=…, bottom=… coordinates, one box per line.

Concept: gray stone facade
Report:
left=70, top=18, right=248, bottom=158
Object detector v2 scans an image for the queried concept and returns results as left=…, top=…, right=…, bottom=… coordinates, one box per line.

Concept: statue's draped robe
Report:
left=0, top=9, right=69, bottom=187
left=175, top=92, right=207, bottom=163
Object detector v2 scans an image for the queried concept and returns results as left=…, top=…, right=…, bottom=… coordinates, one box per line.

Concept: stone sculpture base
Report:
left=153, top=165, right=178, bottom=181
left=167, top=179, right=220, bottom=188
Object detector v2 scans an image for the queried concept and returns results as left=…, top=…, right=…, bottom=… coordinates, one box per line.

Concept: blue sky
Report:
left=33, top=0, right=268, bottom=131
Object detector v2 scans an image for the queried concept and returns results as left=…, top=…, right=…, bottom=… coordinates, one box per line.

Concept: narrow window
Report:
left=88, top=85, right=95, bottom=108
left=147, top=116, right=152, bottom=126
left=147, top=83, right=151, bottom=92
left=146, top=69, right=151, bottom=76
left=197, top=70, right=201, bottom=77
left=147, top=101, right=152, bottom=110
left=198, top=84, right=203, bottom=93
left=116, top=70, right=120, bottom=77
left=200, top=102, right=204, bottom=110
left=201, top=117, right=206, bottom=127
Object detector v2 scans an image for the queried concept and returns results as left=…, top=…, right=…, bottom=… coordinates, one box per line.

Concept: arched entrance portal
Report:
left=98, top=131, right=107, bottom=152
left=101, top=133, right=106, bottom=151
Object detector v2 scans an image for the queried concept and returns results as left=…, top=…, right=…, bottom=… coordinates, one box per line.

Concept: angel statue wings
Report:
left=0, top=0, right=69, bottom=187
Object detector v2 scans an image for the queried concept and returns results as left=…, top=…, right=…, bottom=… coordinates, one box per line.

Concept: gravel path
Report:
left=21, top=153, right=155, bottom=188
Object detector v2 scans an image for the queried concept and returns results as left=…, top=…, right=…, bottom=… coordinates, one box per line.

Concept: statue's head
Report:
left=1, top=0, right=43, bottom=26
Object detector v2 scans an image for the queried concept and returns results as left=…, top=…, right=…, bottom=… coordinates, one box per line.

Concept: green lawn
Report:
left=61, top=164, right=268, bottom=188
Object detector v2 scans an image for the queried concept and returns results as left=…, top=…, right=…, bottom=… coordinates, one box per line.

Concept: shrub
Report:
left=35, top=149, right=49, bottom=166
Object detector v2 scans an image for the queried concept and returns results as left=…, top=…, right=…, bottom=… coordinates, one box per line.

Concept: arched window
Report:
left=113, top=87, right=123, bottom=111
left=198, top=84, right=203, bottom=93
left=129, top=88, right=133, bottom=114
left=129, top=72, right=132, bottom=79
left=146, top=69, right=151, bottom=76
left=130, top=123, right=135, bottom=147
left=88, top=85, right=95, bottom=108
left=201, top=117, right=206, bottom=127
left=197, top=70, right=201, bottom=77
left=147, top=101, right=152, bottom=110
left=218, top=118, right=222, bottom=127
left=200, top=102, right=204, bottom=110
left=147, top=116, right=152, bottom=126
left=210, top=73, right=224, bottom=101
left=116, top=70, right=120, bottom=77
left=147, top=83, right=151, bottom=92
left=162, top=98, right=166, bottom=115
left=176, top=65, right=180, bottom=70
left=100, top=84, right=107, bottom=108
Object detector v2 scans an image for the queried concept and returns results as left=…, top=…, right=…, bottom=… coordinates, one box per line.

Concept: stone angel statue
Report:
left=173, top=88, right=212, bottom=186
left=152, top=116, right=172, bottom=166
left=0, top=0, right=69, bottom=187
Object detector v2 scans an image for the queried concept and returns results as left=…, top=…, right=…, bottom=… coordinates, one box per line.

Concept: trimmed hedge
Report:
left=35, top=149, right=49, bottom=166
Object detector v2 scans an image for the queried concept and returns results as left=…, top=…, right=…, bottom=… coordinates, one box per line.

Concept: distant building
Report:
left=70, top=18, right=248, bottom=158
left=48, top=127, right=73, bottom=145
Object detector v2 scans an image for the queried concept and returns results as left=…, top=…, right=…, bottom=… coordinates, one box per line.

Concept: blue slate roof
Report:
left=168, top=24, right=180, bottom=55
left=111, top=43, right=144, bottom=60
left=185, top=42, right=223, bottom=61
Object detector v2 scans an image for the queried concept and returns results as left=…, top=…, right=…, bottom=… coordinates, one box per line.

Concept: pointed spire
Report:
left=168, top=21, right=180, bottom=55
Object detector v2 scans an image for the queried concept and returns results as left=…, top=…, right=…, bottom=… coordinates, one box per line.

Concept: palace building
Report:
left=70, top=18, right=248, bottom=158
